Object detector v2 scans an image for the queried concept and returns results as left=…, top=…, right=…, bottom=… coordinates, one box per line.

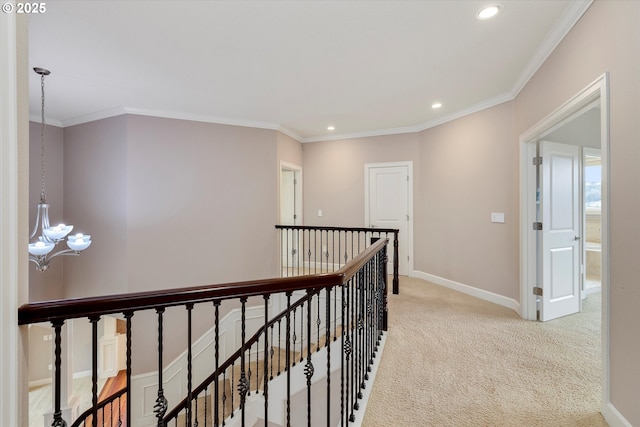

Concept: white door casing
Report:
left=540, top=141, right=581, bottom=321
left=365, top=162, right=413, bottom=276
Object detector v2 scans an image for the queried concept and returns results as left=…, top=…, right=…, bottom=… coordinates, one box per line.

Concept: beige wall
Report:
left=303, top=133, right=420, bottom=227
left=62, top=116, right=129, bottom=298
left=418, top=101, right=518, bottom=299
left=515, top=1, right=640, bottom=423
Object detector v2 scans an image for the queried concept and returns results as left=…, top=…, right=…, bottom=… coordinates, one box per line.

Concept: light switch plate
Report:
left=491, top=212, right=505, bottom=223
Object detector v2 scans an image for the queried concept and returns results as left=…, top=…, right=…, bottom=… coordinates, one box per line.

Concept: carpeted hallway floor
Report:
left=363, top=277, right=607, bottom=427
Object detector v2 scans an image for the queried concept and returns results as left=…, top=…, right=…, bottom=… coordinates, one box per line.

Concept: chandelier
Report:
left=28, top=67, right=92, bottom=271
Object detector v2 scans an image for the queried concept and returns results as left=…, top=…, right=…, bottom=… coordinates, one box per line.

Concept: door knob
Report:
left=574, top=235, right=582, bottom=241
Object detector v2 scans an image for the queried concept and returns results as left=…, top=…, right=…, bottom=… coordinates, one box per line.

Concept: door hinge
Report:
left=293, top=214, right=297, bottom=219
left=406, top=214, right=409, bottom=221
left=533, top=286, right=543, bottom=296
left=532, top=156, right=542, bottom=166
left=532, top=222, right=543, bottom=230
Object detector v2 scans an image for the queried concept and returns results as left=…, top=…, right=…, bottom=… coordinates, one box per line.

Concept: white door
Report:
left=280, top=166, right=302, bottom=272
left=366, top=163, right=411, bottom=275
left=540, top=141, right=581, bottom=321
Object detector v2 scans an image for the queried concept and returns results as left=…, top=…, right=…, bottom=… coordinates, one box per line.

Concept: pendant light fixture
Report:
left=28, top=67, right=92, bottom=271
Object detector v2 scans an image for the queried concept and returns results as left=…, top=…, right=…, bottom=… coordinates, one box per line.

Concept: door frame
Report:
left=364, top=161, right=414, bottom=275
left=518, top=73, right=610, bottom=404
left=279, top=161, right=302, bottom=225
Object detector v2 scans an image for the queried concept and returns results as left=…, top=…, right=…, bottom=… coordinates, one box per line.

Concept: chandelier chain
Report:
left=40, top=72, right=47, bottom=203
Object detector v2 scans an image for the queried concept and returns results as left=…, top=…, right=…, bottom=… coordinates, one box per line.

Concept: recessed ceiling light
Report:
left=432, top=103, right=442, bottom=109
left=327, top=125, right=335, bottom=131
left=477, top=5, right=500, bottom=20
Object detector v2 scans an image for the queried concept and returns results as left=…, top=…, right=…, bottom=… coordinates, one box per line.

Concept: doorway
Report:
left=364, top=161, right=413, bottom=276
left=519, top=73, right=609, bottom=406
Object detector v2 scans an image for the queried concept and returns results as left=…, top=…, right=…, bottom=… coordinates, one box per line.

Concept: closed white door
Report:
left=366, top=163, right=411, bottom=275
left=540, top=141, right=581, bottom=321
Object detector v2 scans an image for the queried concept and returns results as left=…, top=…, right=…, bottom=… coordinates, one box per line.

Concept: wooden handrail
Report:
left=18, top=239, right=387, bottom=326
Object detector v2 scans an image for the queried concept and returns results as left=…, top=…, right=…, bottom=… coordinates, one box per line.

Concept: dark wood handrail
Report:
left=18, top=239, right=388, bottom=326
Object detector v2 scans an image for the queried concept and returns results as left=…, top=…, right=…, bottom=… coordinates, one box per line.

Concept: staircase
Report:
left=19, top=230, right=393, bottom=427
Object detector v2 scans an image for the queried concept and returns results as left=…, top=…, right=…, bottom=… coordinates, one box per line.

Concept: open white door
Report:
left=539, top=141, right=581, bottom=321
left=366, top=163, right=411, bottom=275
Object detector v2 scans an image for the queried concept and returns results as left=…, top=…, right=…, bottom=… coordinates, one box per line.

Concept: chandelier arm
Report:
left=47, top=249, right=81, bottom=262
left=30, top=204, right=43, bottom=239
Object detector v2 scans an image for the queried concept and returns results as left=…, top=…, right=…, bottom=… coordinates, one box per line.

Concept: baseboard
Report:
left=601, top=401, right=633, bottom=427
left=411, top=270, right=520, bottom=313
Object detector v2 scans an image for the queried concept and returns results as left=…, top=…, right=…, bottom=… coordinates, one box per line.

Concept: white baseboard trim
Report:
left=602, top=401, right=633, bottom=427
left=412, top=270, right=520, bottom=313
left=28, top=378, right=52, bottom=388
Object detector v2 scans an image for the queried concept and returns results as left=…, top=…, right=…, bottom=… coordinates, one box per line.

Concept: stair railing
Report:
left=19, top=238, right=388, bottom=427
left=275, top=225, right=400, bottom=295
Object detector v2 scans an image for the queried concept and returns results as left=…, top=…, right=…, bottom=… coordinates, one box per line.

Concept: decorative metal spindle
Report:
left=340, top=284, right=346, bottom=427
left=354, top=272, right=362, bottom=408
left=382, top=243, right=389, bottom=331
left=194, top=394, right=199, bottom=427
left=90, top=316, right=100, bottom=427
left=230, top=362, right=235, bottom=419
left=238, top=298, right=248, bottom=426
left=263, top=294, right=270, bottom=424
left=118, top=394, right=123, bottom=427
left=393, top=230, right=400, bottom=294
left=51, top=320, right=67, bottom=427
left=305, top=290, right=315, bottom=427
left=299, top=300, right=304, bottom=363
left=285, top=292, right=292, bottom=427
left=154, top=308, right=168, bottom=425
left=286, top=228, right=290, bottom=277
left=307, top=229, right=312, bottom=276
left=223, top=368, right=229, bottom=424
left=349, top=277, right=356, bottom=422
left=325, top=286, right=332, bottom=426
left=277, top=319, right=282, bottom=376
left=292, top=307, right=297, bottom=367
left=270, top=324, right=275, bottom=380
left=124, top=312, right=133, bottom=427
left=316, top=290, right=321, bottom=352
left=213, top=300, right=220, bottom=427
left=333, top=282, right=338, bottom=342
left=186, top=304, right=194, bottom=426
left=204, top=388, right=208, bottom=427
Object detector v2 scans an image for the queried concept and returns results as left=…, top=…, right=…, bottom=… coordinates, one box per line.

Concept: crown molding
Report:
left=511, top=0, right=593, bottom=98
left=40, top=1, right=593, bottom=144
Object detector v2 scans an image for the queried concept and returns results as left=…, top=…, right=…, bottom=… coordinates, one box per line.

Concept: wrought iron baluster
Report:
left=270, top=323, right=275, bottom=381
left=90, top=315, right=100, bottom=427
left=285, top=292, right=292, bottom=427
left=340, top=283, right=347, bottom=427
left=325, top=286, right=332, bottom=426
left=277, top=319, right=282, bottom=376
left=263, top=294, right=270, bottom=424
left=213, top=300, right=220, bottom=427
left=238, top=298, right=249, bottom=426
left=348, top=277, right=356, bottom=422
left=316, top=288, right=321, bottom=352
left=292, top=307, right=297, bottom=367
left=123, top=312, right=133, bottom=427
left=50, top=320, right=67, bottom=427
left=305, top=290, right=315, bottom=427
left=186, top=303, right=194, bottom=426
left=154, top=308, right=168, bottom=425
left=299, top=299, right=304, bottom=363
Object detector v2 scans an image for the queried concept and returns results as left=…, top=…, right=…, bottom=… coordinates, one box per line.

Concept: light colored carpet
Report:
left=363, top=277, right=607, bottom=427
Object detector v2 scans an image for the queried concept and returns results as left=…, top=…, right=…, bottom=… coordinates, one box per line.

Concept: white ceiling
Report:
left=27, top=0, right=592, bottom=142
